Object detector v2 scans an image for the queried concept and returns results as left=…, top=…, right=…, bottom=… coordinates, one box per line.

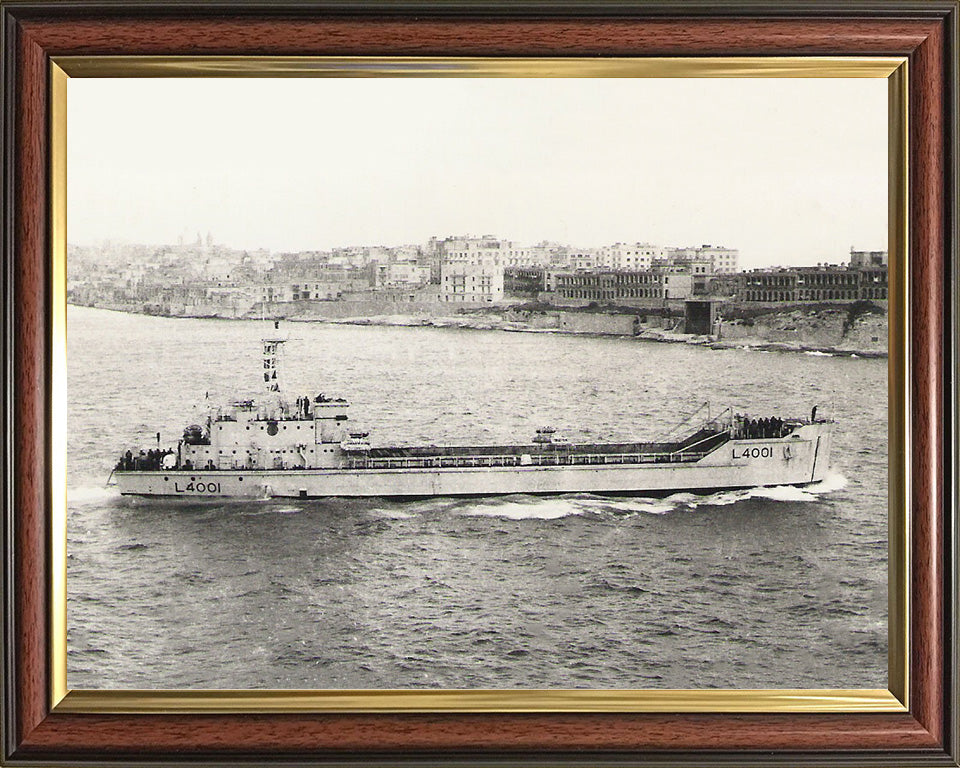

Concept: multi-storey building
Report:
left=258, top=284, right=293, bottom=303
left=441, top=265, right=503, bottom=302
left=554, top=269, right=693, bottom=303
left=440, top=235, right=505, bottom=264
left=666, top=244, right=739, bottom=274
left=439, top=236, right=505, bottom=303
left=504, top=267, right=548, bottom=296
left=370, top=261, right=432, bottom=288
left=855, top=265, right=888, bottom=300
left=258, top=274, right=371, bottom=303
left=736, top=263, right=887, bottom=302
left=556, top=271, right=663, bottom=302
left=568, top=250, right=598, bottom=270
left=660, top=259, right=711, bottom=295
left=501, top=241, right=568, bottom=268
left=849, top=248, right=888, bottom=268
left=595, top=242, right=666, bottom=271
left=393, top=244, right=422, bottom=262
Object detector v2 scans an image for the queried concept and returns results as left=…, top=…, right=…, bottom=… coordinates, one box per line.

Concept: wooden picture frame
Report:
left=2, top=2, right=956, bottom=765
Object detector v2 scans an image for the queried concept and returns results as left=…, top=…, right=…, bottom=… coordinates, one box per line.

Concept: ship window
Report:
left=238, top=477, right=243, bottom=481
left=164, top=477, right=168, bottom=481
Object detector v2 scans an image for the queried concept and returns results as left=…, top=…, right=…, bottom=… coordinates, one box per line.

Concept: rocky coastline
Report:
left=70, top=300, right=888, bottom=359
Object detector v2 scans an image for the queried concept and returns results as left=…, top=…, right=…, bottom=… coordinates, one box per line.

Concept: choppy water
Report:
left=67, top=305, right=887, bottom=690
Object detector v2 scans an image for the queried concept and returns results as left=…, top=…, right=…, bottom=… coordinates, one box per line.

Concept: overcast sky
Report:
left=67, top=77, right=887, bottom=269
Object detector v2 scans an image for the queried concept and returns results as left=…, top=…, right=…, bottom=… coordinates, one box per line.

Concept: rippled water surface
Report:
left=67, top=306, right=887, bottom=689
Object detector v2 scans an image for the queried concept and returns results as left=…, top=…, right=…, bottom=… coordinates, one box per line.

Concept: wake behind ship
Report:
left=112, top=324, right=833, bottom=499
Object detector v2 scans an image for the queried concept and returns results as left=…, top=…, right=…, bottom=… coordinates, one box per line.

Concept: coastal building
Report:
left=849, top=248, right=888, bottom=268
left=568, top=250, right=598, bottom=270
left=201, top=286, right=259, bottom=318
left=370, top=261, right=432, bottom=288
left=855, top=265, right=888, bottom=300
left=68, top=236, right=752, bottom=314
left=439, top=236, right=505, bottom=303
left=661, top=272, right=694, bottom=300
left=393, top=244, right=422, bottom=262
left=258, top=273, right=371, bottom=303
left=503, top=266, right=562, bottom=296
left=504, top=267, right=548, bottom=296
left=706, top=273, right=741, bottom=298
left=736, top=262, right=887, bottom=303
left=259, top=284, right=294, bottom=303
left=555, top=270, right=667, bottom=303
left=684, top=299, right=723, bottom=335
left=440, top=263, right=504, bottom=302
left=666, top=245, right=739, bottom=274
left=501, top=241, right=567, bottom=268
left=595, top=242, right=666, bottom=271
left=439, top=235, right=505, bottom=264
left=653, top=256, right=713, bottom=296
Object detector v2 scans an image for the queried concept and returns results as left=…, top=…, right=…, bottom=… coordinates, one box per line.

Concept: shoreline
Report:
left=68, top=303, right=888, bottom=359
left=312, top=314, right=887, bottom=358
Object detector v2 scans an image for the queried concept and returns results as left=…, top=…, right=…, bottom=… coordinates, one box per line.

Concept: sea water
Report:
left=67, top=305, right=887, bottom=689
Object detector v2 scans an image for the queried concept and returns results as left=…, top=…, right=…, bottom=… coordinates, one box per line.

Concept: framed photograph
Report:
left=2, top=2, right=956, bottom=766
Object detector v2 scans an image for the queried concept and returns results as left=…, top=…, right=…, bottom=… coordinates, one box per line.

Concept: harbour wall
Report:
left=271, top=299, right=451, bottom=321
left=717, top=305, right=887, bottom=354
left=254, top=300, right=650, bottom=336
left=70, top=298, right=888, bottom=356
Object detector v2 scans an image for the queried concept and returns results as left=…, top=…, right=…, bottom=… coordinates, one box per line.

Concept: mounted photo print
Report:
left=66, top=73, right=888, bottom=691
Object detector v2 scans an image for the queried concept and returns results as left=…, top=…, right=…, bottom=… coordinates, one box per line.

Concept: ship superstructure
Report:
left=113, top=325, right=834, bottom=499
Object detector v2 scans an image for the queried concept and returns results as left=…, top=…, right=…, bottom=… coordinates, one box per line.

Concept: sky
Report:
left=67, top=77, right=888, bottom=270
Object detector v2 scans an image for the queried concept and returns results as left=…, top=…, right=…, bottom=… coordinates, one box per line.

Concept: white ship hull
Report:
left=115, top=424, right=832, bottom=499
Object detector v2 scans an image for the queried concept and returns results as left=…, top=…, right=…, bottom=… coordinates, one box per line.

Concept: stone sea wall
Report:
left=718, top=305, right=887, bottom=355
left=73, top=299, right=888, bottom=357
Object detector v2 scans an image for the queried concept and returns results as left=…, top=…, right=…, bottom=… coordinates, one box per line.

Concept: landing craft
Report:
left=112, top=323, right=833, bottom=499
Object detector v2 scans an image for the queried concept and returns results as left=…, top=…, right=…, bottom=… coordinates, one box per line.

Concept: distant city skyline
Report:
left=68, top=77, right=887, bottom=270
left=68, top=231, right=882, bottom=269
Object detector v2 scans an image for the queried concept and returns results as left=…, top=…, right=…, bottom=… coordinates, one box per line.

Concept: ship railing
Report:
left=345, top=450, right=710, bottom=471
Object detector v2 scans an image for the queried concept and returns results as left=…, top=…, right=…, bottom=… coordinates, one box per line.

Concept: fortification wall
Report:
left=247, top=299, right=453, bottom=320
left=720, top=306, right=887, bottom=353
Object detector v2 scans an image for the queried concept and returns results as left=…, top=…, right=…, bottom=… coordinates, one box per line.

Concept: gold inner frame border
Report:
left=48, top=55, right=909, bottom=714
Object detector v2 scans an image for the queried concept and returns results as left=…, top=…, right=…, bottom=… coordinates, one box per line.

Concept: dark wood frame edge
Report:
left=1, top=1, right=18, bottom=762
left=1, top=2, right=957, bottom=765
left=0, top=0, right=958, bottom=20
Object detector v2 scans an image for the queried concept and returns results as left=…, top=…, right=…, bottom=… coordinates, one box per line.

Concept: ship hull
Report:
left=115, top=425, right=832, bottom=499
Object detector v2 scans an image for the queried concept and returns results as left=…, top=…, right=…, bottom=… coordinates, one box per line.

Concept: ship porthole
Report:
left=238, top=477, right=243, bottom=482
left=164, top=477, right=168, bottom=481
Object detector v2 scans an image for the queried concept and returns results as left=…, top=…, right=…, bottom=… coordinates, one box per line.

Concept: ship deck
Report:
left=346, top=429, right=730, bottom=470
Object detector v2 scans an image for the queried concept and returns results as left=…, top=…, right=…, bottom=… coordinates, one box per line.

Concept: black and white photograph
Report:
left=66, top=75, right=889, bottom=691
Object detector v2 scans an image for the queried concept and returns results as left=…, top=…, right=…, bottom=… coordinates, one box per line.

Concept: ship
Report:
left=112, top=324, right=834, bottom=499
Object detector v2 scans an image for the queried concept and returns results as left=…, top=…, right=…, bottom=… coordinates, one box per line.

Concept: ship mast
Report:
left=262, top=320, right=287, bottom=395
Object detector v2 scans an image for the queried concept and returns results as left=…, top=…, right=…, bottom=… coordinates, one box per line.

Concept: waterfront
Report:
left=67, top=305, right=888, bottom=690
